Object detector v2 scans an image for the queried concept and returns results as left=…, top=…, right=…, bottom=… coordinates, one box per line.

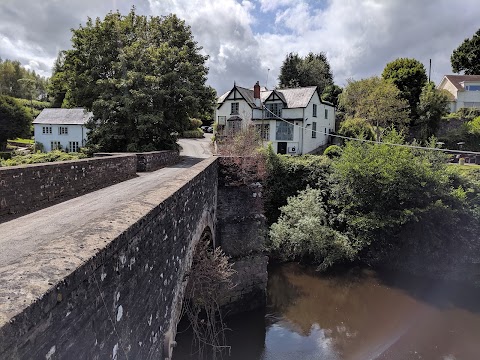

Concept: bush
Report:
left=182, top=128, right=204, bottom=138
left=323, top=145, right=342, bottom=158
left=0, top=150, right=87, bottom=167
left=338, top=117, right=376, bottom=140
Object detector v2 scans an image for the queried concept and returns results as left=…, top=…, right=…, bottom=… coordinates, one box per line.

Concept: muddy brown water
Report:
left=173, top=263, right=480, bottom=360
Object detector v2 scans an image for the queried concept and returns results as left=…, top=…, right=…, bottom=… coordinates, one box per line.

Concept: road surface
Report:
left=178, top=133, right=213, bottom=158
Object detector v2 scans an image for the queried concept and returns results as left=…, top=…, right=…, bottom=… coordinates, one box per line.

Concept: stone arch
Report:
left=162, top=208, right=216, bottom=359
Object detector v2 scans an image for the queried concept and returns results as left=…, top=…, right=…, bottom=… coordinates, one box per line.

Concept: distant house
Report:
left=438, top=75, right=480, bottom=113
left=33, top=108, right=92, bottom=152
left=215, top=81, right=335, bottom=155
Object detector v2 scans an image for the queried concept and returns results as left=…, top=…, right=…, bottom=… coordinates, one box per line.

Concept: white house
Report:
left=215, top=81, right=335, bottom=154
left=438, top=75, right=480, bottom=113
left=33, top=108, right=91, bottom=152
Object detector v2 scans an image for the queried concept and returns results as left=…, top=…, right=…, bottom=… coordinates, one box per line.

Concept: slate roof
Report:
left=218, top=84, right=324, bottom=109
left=33, top=108, right=93, bottom=125
left=444, top=75, right=480, bottom=91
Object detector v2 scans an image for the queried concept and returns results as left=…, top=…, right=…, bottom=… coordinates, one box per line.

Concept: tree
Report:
left=48, top=51, right=71, bottom=108
left=0, top=95, right=32, bottom=150
left=382, top=58, right=427, bottom=119
left=416, top=82, right=450, bottom=140
left=451, top=28, right=480, bottom=75
left=0, top=58, right=48, bottom=100
left=321, top=84, right=342, bottom=108
left=338, top=77, right=409, bottom=138
left=61, top=9, right=215, bottom=152
left=278, top=52, right=334, bottom=93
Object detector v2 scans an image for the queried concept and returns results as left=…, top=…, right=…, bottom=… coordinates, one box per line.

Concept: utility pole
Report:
left=428, top=59, right=432, bottom=83
left=266, top=68, right=270, bottom=90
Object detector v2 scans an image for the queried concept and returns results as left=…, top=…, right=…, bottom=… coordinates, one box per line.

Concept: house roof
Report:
left=33, top=108, right=93, bottom=125
left=217, top=84, right=328, bottom=109
left=443, top=75, right=480, bottom=91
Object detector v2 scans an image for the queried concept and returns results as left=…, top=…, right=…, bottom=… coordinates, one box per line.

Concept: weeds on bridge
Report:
left=181, top=238, right=236, bottom=360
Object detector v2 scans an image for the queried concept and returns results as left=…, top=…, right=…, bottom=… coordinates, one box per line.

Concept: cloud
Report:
left=1, top=0, right=480, bottom=94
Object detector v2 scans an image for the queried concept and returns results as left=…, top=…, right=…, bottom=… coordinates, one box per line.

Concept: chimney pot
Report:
left=254, top=81, right=260, bottom=100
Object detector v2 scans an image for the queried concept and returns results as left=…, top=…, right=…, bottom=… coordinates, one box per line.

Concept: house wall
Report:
left=215, top=91, right=253, bottom=126
left=457, top=90, right=480, bottom=109
left=302, top=92, right=335, bottom=154
left=34, top=124, right=89, bottom=152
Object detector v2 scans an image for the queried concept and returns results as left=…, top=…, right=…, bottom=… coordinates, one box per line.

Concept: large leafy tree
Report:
left=0, top=58, right=48, bottom=101
left=0, top=95, right=32, bottom=150
left=338, top=77, right=409, bottom=138
left=278, top=52, right=334, bottom=93
left=60, top=9, right=215, bottom=152
left=321, top=84, right=342, bottom=108
left=451, top=28, right=480, bottom=75
left=382, top=58, right=427, bottom=119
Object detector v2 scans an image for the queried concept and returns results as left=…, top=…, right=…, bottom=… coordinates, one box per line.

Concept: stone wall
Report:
left=0, top=155, right=137, bottom=220
left=136, top=151, right=180, bottom=172
left=216, top=157, right=268, bottom=314
left=0, top=157, right=218, bottom=360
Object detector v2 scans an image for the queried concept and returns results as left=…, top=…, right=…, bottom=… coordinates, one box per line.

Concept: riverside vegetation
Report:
left=266, top=130, right=480, bottom=273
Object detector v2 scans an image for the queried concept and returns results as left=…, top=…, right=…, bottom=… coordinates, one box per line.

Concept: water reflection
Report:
left=174, top=263, right=480, bottom=360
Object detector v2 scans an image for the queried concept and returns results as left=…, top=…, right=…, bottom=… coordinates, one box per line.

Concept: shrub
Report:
left=338, top=117, right=376, bottom=140
left=188, top=118, right=203, bottom=130
left=0, top=150, right=87, bottom=167
left=182, top=128, right=204, bottom=138
left=323, top=145, right=342, bottom=158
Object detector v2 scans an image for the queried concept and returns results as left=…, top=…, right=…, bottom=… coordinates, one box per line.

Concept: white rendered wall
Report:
left=34, top=124, right=89, bottom=152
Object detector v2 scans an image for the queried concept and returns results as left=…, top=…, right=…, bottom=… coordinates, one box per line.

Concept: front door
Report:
left=277, top=142, right=287, bottom=154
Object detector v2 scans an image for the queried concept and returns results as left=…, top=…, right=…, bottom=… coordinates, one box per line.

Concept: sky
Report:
left=0, top=0, right=479, bottom=95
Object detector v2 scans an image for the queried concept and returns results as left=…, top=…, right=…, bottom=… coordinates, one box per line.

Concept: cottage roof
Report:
left=33, top=108, right=92, bottom=125
left=217, top=84, right=329, bottom=109
left=443, top=75, right=480, bottom=91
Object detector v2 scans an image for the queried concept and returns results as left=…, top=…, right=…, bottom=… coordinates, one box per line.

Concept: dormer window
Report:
left=231, top=102, right=239, bottom=115
left=265, top=103, right=283, bottom=118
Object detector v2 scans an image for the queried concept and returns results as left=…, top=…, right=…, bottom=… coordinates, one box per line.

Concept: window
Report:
left=255, top=124, right=270, bottom=140
left=231, top=102, right=239, bottom=115
left=216, top=125, right=225, bottom=135
left=50, top=141, right=61, bottom=150
left=227, top=119, right=241, bottom=133
left=464, top=102, right=480, bottom=108
left=465, top=85, right=480, bottom=91
left=69, top=141, right=79, bottom=152
left=42, top=126, right=52, bottom=134
left=218, top=116, right=226, bottom=125
left=312, top=122, right=317, bottom=138
left=325, top=109, right=328, bottom=119
left=59, top=126, right=68, bottom=135
left=276, top=121, right=293, bottom=141
left=313, top=104, right=317, bottom=117
left=265, top=103, right=283, bottom=118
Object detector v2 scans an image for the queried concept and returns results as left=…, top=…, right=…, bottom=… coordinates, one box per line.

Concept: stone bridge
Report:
left=0, top=152, right=267, bottom=359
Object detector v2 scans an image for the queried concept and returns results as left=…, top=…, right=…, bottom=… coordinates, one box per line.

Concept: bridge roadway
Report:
left=0, top=136, right=213, bottom=325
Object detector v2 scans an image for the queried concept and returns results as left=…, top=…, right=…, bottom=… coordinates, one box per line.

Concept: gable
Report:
left=217, top=86, right=255, bottom=110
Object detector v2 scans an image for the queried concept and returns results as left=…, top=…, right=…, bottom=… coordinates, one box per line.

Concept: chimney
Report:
left=254, top=81, right=261, bottom=107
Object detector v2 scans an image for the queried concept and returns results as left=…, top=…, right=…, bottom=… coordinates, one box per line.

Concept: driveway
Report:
left=178, top=133, right=213, bottom=158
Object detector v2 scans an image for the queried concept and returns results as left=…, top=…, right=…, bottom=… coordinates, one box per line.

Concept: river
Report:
left=173, top=263, right=480, bottom=360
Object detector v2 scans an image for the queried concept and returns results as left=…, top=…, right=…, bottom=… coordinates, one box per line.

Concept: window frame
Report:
left=231, top=102, right=239, bottom=115
left=59, top=126, right=69, bottom=135
left=276, top=120, right=294, bottom=141
left=325, top=109, right=328, bottom=119
left=313, top=104, right=317, bottom=117
left=69, top=141, right=79, bottom=152
left=312, top=122, right=317, bottom=138
left=42, top=126, right=52, bottom=134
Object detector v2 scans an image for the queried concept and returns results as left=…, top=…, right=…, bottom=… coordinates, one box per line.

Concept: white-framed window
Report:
left=69, top=141, right=79, bottom=152
left=313, top=104, right=317, bottom=117
left=312, top=122, right=317, bottom=138
left=218, top=116, right=226, bottom=125
left=465, top=85, right=480, bottom=91
left=325, top=109, right=328, bottom=119
left=276, top=120, right=293, bottom=141
left=265, top=103, right=283, bottom=118
left=255, top=124, right=270, bottom=140
left=227, top=119, right=241, bottom=133
left=50, top=141, right=61, bottom=150
left=231, top=102, right=239, bottom=115
left=42, top=126, right=52, bottom=134
left=59, top=126, right=68, bottom=135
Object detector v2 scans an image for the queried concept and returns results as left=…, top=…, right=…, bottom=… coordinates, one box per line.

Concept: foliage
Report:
left=437, top=110, right=480, bottom=152
left=0, top=150, right=86, bottom=167
left=189, top=118, right=203, bottom=130
left=269, top=130, right=479, bottom=270
left=57, top=9, right=215, bottom=152
left=47, top=51, right=70, bottom=108
left=323, top=145, right=343, bottom=158
left=338, top=77, right=409, bottom=138
left=0, top=95, right=32, bottom=150
left=264, top=146, right=332, bottom=224
left=382, top=58, right=427, bottom=118
left=270, top=188, right=357, bottom=270
left=278, top=52, right=334, bottom=94
left=182, top=128, right=204, bottom=138
left=466, top=116, right=480, bottom=136
left=0, top=58, right=49, bottom=101
left=15, top=98, right=51, bottom=117
left=415, top=82, right=450, bottom=140
left=338, top=117, right=376, bottom=140
left=321, top=84, right=343, bottom=108
left=451, top=28, right=480, bottom=74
